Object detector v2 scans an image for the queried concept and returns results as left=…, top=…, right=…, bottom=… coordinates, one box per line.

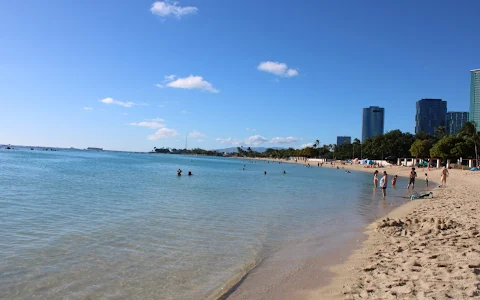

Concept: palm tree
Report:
left=313, top=139, right=320, bottom=149
left=460, top=121, right=479, bottom=167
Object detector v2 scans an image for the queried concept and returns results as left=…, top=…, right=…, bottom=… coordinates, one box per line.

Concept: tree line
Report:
left=151, top=121, right=479, bottom=163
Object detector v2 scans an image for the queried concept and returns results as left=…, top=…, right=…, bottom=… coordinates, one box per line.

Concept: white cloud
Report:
left=129, top=122, right=165, bottom=129
left=152, top=117, right=165, bottom=122
left=216, top=137, right=241, bottom=145
left=151, top=1, right=198, bottom=18
left=159, top=75, right=219, bottom=93
left=245, top=128, right=257, bottom=132
left=257, top=61, right=299, bottom=77
left=189, top=130, right=206, bottom=138
left=158, top=104, right=165, bottom=108
left=100, top=97, right=134, bottom=108
left=148, top=127, right=180, bottom=140
left=300, top=143, right=314, bottom=149
left=270, top=136, right=300, bottom=144
left=83, top=106, right=93, bottom=110
left=244, top=135, right=269, bottom=146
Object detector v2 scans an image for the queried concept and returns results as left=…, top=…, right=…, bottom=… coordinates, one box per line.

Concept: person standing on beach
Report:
left=407, top=167, right=417, bottom=189
left=425, top=173, right=429, bottom=187
left=441, top=166, right=449, bottom=187
left=380, top=171, right=388, bottom=197
left=373, top=170, right=379, bottom=188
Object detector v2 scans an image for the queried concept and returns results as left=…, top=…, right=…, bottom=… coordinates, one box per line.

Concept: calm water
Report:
left=0, top=149, right=409, bottom=299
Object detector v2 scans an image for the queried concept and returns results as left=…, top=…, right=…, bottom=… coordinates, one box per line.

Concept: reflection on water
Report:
left=0, top=150, right=412, bottom=299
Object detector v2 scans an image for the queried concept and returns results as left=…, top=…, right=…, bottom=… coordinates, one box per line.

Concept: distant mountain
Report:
left=214, top=147, right=285, bottom=153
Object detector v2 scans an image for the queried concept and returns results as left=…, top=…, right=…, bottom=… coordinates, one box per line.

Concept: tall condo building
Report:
left=446, top=112, right=469, bottom=135
left=336, top=136, right=351, bottom=146
left=470, top=69, right=480, bottom=131
left=362, top=106, right=384, bottom=142
left=415, top=99, right=447, bottom=135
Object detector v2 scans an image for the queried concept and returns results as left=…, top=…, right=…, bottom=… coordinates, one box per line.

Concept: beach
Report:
left=310, top=165, right=480, bottom=299
left=229, top=159, right=480, bottom=299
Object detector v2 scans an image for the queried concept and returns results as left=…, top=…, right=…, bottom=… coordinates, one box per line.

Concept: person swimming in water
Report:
left=188, top=171, right=192, bottom=176
left=264, top=171, right=267, bottom=175
left=283, top=170, right=286, bottom=174
left=177, top=169, right=182, bottom=176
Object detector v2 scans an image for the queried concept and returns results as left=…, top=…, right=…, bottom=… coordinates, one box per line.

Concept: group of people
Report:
left=177, top=169, right=192, bottom=176
left=373, top=165, right=450, bottom=196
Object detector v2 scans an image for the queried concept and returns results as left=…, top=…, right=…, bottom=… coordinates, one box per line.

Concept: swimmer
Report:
left=188, top=171, right=192, bottom=176
left=177, top=169, right=182, bottom=176
left=264, top=171, right=267, bottom=175
left=283, top=170, right=286, bottom=174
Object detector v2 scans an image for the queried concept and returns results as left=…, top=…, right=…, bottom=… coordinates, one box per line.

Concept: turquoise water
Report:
left=0, top=149, right=409, bottom=299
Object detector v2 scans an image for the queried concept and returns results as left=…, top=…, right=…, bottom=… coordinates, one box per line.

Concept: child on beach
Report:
left=373, top=170, right=379, bottom=188
left=391, top=175, right=397, bottom=186
left=425, top=173, right=429, bottom=187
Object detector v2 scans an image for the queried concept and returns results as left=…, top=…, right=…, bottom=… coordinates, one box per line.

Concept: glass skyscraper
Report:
left=336, top=136, right=351, bottom=146
left=415, top=99, right=447, bottom=135
left=470, top=69, right=480, bottom=131
left=362, top=106, right=384, bottom=142
left=446, top=112, right=469, bottom=135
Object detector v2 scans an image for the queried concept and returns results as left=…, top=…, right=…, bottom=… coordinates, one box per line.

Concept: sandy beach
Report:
left=229, top=158, right=480, bottom=299
left=309, top=166, right=480, bottom=299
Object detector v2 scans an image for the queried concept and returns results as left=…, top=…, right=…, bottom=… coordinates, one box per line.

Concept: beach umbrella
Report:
left=471, top=167, right=478, bottom=171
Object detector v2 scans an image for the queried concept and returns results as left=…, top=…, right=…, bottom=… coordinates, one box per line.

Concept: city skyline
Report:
left=0, top=1, right=478, bottom=151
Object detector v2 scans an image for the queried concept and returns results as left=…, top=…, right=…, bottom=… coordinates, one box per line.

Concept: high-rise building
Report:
left=415, top=99, right=447, bottom=135
left=362, top=106, right=384, bottom=142
left=336, top=136, right=351, bottom=146
left=446, top=112, right=469, bottom=135
left=470, top=69, right=480, bottom=131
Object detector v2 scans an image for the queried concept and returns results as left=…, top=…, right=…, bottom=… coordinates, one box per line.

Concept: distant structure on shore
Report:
left=415, top=99, right=447, bottom=135
left=336, top=136, right=351, bottom=146
left=362, top=106, right=384, bottom=142
left=446, top=112, right=469, bottom=135
left=470, top=69, right=480, bottom=131
left=87, top=147, right=103, bottom=151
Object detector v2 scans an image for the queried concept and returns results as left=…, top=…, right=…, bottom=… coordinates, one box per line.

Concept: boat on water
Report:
left=87, top=147, right=103, bottom=151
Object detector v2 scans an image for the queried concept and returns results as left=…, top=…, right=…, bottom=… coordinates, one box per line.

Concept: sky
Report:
left=0, top=0, right=479, bottom=152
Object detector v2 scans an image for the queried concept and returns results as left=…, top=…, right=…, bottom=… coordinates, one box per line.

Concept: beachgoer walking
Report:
left=373, top=170, right=379, bottom=188
left=441, top=166, right=449, bottom=187
left=425, top=173, right=429, bottom=187
left=407, top=167, right=417, bottom=189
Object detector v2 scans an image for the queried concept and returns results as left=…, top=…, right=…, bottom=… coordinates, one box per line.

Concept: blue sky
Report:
left=0, top=0, right=478, bottom=151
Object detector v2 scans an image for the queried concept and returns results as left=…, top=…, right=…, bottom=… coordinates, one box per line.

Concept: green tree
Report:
left=434, top=126, right=446, bottom=140
left=409, top=139, right=432, bottom=158
left=459, top=121, right=479, bottom=166
left=430, top=135, right=464, bottom=160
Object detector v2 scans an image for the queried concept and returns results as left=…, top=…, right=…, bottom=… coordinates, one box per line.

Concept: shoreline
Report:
left=309, top=167, right=480, bottom=299
left=225, top=158, right=436, bottom=299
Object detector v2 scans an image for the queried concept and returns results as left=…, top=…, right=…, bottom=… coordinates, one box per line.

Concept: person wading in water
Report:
left=407, top=167, right=417, bottom=189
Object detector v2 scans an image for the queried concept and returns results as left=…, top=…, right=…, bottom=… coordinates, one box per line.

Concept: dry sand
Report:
left=309, top=166, right=480, bottom=299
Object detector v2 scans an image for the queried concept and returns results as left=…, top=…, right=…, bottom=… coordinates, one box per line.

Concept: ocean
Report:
left=0, top=149, right=410, bottom=299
